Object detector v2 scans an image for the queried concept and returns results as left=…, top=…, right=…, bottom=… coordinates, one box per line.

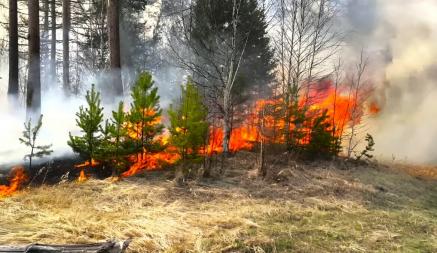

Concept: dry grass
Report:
left=0, top=153, right=436, bottom=252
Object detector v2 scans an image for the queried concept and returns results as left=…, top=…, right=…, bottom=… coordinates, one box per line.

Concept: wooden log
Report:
left=0, top=240, right=131, bottom=253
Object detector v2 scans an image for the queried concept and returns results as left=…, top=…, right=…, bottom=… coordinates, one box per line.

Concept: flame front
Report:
left=205, top=80, right=376, bottom=153
left=121, top=151, right=180, bottom=177
left=75, top=80, right=378, bottom=178
left=0, top=167, right=28, bottom=197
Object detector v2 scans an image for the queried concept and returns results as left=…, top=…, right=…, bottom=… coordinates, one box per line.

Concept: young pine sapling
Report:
left=19, top=115, right=53, bottom=171
left=168, top=80, right=208, bottom=183
left=68, top=84, right=104, bottom=171
left=356, top=133, right=375, bottom=161
left=128, top=72, right=164, bottom=160
left=100, top=102, right=133, bottom=176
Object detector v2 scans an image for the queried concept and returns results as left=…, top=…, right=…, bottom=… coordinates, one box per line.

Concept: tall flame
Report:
left=0, top=167, right=28, bottom=197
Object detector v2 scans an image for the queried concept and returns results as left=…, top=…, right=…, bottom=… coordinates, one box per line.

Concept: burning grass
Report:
left=0, top=167, right=28, bottom=197
left=0, top=153, right=436, bottom=252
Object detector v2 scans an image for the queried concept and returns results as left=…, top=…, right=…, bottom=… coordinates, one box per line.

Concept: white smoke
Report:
left=343, top=0, right=437, bottom=163
left=0, top=1, right=188, bottom=169
left=0, top=89, right=77, bottom=166
left=0, top=71, right=180, bottom=169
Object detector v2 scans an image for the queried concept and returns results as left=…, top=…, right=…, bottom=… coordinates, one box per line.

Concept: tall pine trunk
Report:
left=42, top=0, right=49, bottom=85
left=27, top=0, right=41, bottom=116
left=50, top=0, right=57, bottom=81
left=108, top=0, right=123, bottom=96
left=43, top=0, right=49, bottom=38
left=63, top=0, right=70, bottom=93
left=8, top=0, right=19, bottom=97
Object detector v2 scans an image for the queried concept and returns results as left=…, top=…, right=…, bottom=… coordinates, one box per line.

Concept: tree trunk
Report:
left=27, top=0, right=41, bottom=117
left=63, top=0, right=70, bottom=93
left=8, top=0, right=19, bottom=97
left=43, top=0, right=49, bottom=36
left=0, top=240, right=131, bottom=253
left=284, top=92, right=291, bottom=150
left=222, top=91, right=231, bottom=156
left=257, top=107, right=266, bottom=178
left=50, top=0, right=57, bottom=81
left=42, top=0, right=49, bottom=83
left=108, top=0, right=123, bottom=96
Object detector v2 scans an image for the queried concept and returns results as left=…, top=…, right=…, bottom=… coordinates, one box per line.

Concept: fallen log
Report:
left=0, top=240, right=130, bottom=253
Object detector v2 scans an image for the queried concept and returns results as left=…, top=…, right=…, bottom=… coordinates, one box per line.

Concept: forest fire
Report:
left=205, top=80, right=375, bottom=154
left=70, top=79, right=377, bottom=179
left=120, top=80, right=377, bottom=177
left=0, top=167, right=28, bottom=197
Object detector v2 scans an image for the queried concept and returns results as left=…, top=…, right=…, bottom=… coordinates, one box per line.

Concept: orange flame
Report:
left=203, top=79, right=375, bottom=153
left=369, top=101, right=381, bottom=115
left=0, top=167, right=28, bottom=197
left=74, top=159, right=99, bottom=169
left=77, top=169, right=88, bottom=183
left=74, top=159, right=99, bottom=181
left=121, top=151, right=180, bottom=177
left=121, top=111, right=180, bottom=178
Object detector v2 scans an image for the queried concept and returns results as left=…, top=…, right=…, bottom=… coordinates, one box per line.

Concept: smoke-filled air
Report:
left=0, top=0, right=435, bottom=252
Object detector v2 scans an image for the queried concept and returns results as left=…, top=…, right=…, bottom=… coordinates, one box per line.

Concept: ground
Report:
left=0, top=152, right=436, bottom=252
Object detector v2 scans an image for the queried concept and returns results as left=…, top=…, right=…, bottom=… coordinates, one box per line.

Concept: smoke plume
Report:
left=343, top=0, right=437, bottom=163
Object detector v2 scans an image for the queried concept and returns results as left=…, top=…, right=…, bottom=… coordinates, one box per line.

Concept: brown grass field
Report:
left=0, top=152, right=436, bottom=252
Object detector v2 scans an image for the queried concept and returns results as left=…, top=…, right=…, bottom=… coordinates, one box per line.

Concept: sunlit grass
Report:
left=0, top=156, right=435, bottom=252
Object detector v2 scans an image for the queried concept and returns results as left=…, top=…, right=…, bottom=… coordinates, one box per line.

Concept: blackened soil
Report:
left=0, top=156, right=113, bottom=186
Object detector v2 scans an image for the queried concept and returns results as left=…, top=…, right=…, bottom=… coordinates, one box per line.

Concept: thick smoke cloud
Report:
left=344, top=0, right=437, bottom=163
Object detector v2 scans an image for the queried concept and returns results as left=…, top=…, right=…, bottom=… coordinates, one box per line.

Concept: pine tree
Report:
left=356, top=134, right=375, bottom=161
left=19, top=115, right=53, bottom=171
left=8, top=0, right=19, bottom=97
left=68, top=84, right=104, bottom=169
left=99, top=102, right=134, bottom=176
left=168, top=80, right=208, bottom=182
left=27, top=0, right=42, bottom=115
left=306, top=110, right=341, bottom=159
left=128, top=72, right=164, bottom=159
left=63, top=0, right=71, bottom=93
left=108, top=0, right=123, bottom=95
